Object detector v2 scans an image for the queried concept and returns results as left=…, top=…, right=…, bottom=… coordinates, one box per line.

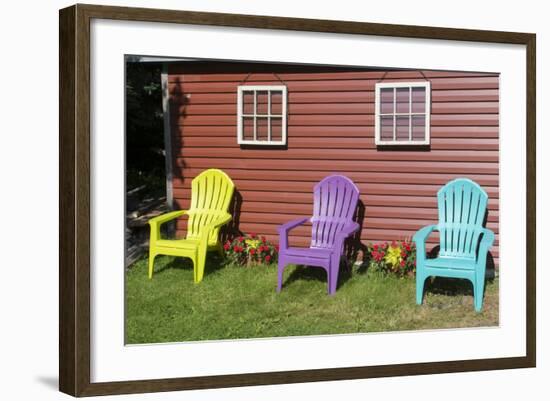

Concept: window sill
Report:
left=375, top=143, right=431, bottom=151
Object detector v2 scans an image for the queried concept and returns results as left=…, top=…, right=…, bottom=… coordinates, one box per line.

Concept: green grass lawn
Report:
left=125, top=254, right=499, bottom=344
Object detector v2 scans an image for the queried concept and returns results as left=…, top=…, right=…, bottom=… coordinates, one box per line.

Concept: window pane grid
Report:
left=238, top=86, right=286, bottom=145
left=376, top=83, right=429, bottom=145
left=267, top=90, right=271, bottom=141
left=253, top=90, right=257, bottom=141
left=393, top=88, right=396, bottom=141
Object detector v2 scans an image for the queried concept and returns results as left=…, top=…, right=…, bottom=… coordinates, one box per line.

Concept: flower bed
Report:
left=368, top=240, right=416, bottom=276
left=224, top=233, right=278, bottom=266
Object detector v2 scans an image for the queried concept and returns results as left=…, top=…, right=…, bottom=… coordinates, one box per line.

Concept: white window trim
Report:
left=375, top=81, right=431, bottom=146
left=237, top=85, right=288, bottom=145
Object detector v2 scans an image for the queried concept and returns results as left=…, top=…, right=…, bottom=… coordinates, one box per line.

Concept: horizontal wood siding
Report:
left=168, top=64, right=499, bottom=266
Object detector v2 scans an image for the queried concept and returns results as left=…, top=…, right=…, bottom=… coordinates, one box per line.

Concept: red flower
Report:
left=249, top=248, right=256, bottom=255
left=265, top=255, right=271, bottom=263
left=275, top=245, right=279, bottom=252
left=373, top=244, right=379, bottom=251
left=224, top=243, right=230, bottom=251
left=372, top=250, right=384, bottom=262
left=401, top=251, right=407, bottom=258
left=400, top=260, right=405, bottom=267
left=233, top=245, right=240, bottom=252
left=405, top=244, right=411, bottom=251
left=261, top=236, right=267, bottom=243
left=238, top=236, right=244, bottom=242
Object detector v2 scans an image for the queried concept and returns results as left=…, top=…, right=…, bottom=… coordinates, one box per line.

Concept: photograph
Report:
left=2, top=0, right=545, bottom=398
left=56, top=2, right=537, bottom=397
left=124, top=57, right=500, bottom=344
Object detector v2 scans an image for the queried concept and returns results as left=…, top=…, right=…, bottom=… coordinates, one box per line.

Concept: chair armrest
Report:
left=277, top=217, right=309, bottom=251
left=333, top=221, right=361, bottom=254
left=334, top=221, right=360, bottom=244
left=148, top=210, right=188, bottom=242
left=480, top=228, right=495, bottom=247
left=148, top=210, right=188, bottom=226
left=412, top=224, right=438, bottom=262
left=413, top=224, right=438, bottom=244
left=198, top=212, right=233, bottom=249
left=477, top=228, right=495, bottom=267
left=278, top=217, right=309, bottom=233
left=340, top=221, right=360, bottom=237
left=205, top=212, right=232, bottom=231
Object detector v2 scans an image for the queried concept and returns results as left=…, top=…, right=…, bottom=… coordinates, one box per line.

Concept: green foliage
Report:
left=125, top=61, right=165, bottom=192
left=125, top=255, right=498, bottom=343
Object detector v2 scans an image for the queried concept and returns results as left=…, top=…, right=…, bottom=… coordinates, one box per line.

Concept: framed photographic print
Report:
left=59, top=3, right=536, bottom=397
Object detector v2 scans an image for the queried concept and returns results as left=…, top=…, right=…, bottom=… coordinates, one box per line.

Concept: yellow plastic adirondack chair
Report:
left=147, top=169, right=235, bottom=283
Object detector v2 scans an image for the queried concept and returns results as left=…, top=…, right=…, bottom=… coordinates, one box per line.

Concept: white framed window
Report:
left=375, top=82, right=431, bottom=145
left=237, top=85, right=287, bottom=145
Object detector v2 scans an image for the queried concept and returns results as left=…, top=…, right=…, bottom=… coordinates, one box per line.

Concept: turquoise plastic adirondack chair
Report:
left=413, top=178, right=495, bottom=312
left=147, top=169, right=235, bottom=283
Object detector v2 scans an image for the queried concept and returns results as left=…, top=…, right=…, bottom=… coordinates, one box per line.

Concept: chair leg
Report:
left=416, top=272, right=426, bottom=305
left=195, top=250, right=206, bottom=284
left=328, top=256, right=340, bottom=295
left=473, top=270, right=486, bottom=312
left=187, top=255, right=195, bottom=283
left=148, top=251, right=157, bottom=279
left=277, top=257, right=286, bottom=292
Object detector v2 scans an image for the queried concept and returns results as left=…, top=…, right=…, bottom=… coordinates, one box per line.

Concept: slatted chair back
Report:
left=437, top=178, right=488, bottom=259
left=310, top=175, right=359, bottom=249
left=187, top=169, right=235, bottom=243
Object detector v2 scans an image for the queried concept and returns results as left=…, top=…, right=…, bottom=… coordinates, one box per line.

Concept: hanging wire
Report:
left=376, top=70, right=430, bottom=82
left=239, top=72, right=286, bottom=85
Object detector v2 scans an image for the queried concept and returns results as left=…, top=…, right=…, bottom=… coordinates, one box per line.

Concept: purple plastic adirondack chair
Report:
left=277, top=175, right=360, bottom=295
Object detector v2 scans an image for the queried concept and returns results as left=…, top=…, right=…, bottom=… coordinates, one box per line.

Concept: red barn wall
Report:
left=167, top=63, right=499, bottom=266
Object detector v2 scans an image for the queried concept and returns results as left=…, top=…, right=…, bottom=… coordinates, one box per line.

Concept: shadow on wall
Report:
left=167, top=75, right=186, bottom=188
left=220, top=190, right=243, bottom=243
left=345, top=199, right=367, bottom=266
